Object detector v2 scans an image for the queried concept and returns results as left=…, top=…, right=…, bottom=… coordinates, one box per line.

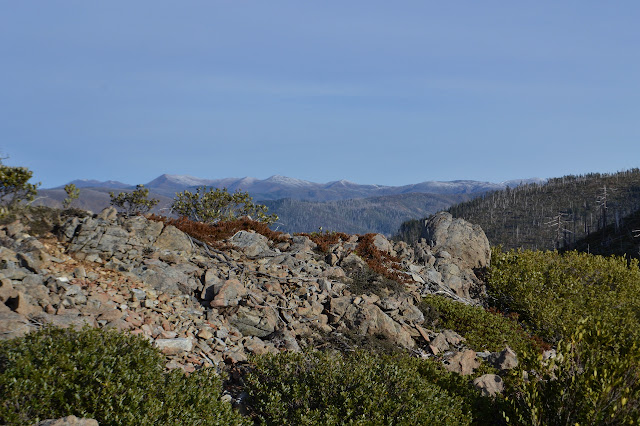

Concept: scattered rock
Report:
left=490, top=346, right=519, bottom=371
left=155, top=338, right=194, bottom=355
left=2, top=211, right=497, bottom=377
left=473, top=374, right=504, bottom=397
left=445, top=349, right=479, bottom=375
left=230, top=231, right=272, bottom=257
left=35, top=415, right=99, bottom=426
left=210, top=279, right=247, bottom=307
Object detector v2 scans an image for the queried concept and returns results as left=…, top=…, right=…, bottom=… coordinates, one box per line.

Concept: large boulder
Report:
left=329, top=297, right=415, bottom=348
left=230, top=231, right=272, bottom=257
left=422, top=212, right=491, bottom=269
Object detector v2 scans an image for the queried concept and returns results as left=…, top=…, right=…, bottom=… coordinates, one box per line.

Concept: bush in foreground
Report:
left=244, top=350, right=474, bottom=425
left=0, top=326, right=247, bottom=425
left=488, top=249, right=640, bottom=424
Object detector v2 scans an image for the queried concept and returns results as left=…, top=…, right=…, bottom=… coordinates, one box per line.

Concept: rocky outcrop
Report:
left=421, top=211, right=491, bottom=270
left=2, top=207, right=498, bottom=377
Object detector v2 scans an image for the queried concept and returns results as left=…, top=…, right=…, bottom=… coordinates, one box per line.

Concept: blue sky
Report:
left=1, top=1, right=639, bottom=188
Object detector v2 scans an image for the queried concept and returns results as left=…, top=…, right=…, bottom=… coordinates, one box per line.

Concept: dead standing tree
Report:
left=596, top=185, right=616, bottom=234
left=545, top=211, right=572, bottom=250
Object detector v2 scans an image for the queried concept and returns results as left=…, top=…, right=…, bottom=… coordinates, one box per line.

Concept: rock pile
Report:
left=1, top=208, right=512, bottom=389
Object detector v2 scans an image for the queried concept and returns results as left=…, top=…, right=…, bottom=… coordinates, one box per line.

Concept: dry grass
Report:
left=147, top=214, right=290, bottom=249
left=355, top=233, right=411, bottom=284
left=297, top=231, right=351, bottom=252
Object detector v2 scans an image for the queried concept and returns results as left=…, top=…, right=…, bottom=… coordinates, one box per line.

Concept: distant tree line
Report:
left=396, top=169, right=640, bottom=258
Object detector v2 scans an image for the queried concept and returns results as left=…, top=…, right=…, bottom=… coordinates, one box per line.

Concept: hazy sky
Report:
left=2, top=1, right=639, bottom=188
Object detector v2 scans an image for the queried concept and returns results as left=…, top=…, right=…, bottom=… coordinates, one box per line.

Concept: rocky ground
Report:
left=1, top=207, right=518, bottom=420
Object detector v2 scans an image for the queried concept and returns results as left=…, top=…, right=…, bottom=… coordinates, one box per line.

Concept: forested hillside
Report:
left=397, top=169, right=640, bottom=257
left=263, top=192, right=474, bottom=235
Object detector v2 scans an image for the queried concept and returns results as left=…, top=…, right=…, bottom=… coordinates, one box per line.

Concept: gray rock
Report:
left=202, top=269, right=224, bottom=302
left=445, top=349, right=480, bottom=375
left=97, top=206, right=118, bottom=221
left=0, top=310, right=30, bottom=340
left=473, top=374, right=504, bottom=397
left=231, top=305, right=278, bottom=337
left=230, top=231, right=271, bottom=257
left=490, top=346, right=519, bottom=371
left=154, top=225, right=193, bottom=253
left=372, top=234, right=394, bottom=255
left=318, top=278, right=332, bottom=293
left=422, top=212, right=491, bottom=270
left=31, top=312, right=97, bottom=329
left=210, top=279, right=247, bottom=307
left=155, top=338, right=194, bottom=355
left=340, top=302, right=415, bottom=348
left=35, top=415, right=99, bottom=426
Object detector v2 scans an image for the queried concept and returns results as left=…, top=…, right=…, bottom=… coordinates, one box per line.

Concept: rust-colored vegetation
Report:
left=298, top=231, right=351, bottom=252
left=356, top=233, right=411, bottom=284
left=301, top=231, right=410, bottom=284
left=147, top=214, right=290, bottom=249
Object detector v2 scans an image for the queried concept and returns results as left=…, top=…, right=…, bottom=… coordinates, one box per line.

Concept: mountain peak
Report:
left=264, top=175, right=311, bottom=187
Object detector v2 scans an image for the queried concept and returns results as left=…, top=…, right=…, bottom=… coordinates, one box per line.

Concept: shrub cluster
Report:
left=0, top=326, right=247, bottom=425
left=172, top=186, right=277, bottom=225
left=488, top=249, right=640, bottom=424
left=0, top=162, right=40, bottom=209
left=109, top=184, right=159, bottom=217
left=420, top=294, right=546, bottom=360
left=244, top=350, right=474, bottom=425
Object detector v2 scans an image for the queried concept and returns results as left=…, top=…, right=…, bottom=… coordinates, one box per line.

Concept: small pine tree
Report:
left=109, top=184, right=159, bottom=217
left=0, top=159, right=40, bottom=208
left=62, top=183, right=80, bottom=209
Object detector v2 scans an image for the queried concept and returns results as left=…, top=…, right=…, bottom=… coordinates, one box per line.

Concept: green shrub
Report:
left=0, top=326, right=247, bottom=425
left=420, top=295, right=543, bottom=361
left=62, top=183, right=80, bottom=209
left=0, top=162, right=40, bottom=208
left=487, top=248, right=640, bottom=344
left=487, top=249, right=640, bottom=424
left=109, top=184, right=159, bottom=217
left=244, top=350, right=473, bottom=425
left=504, top=318, right=640, bottom=425
left=172, top=186, right=277, bottom=225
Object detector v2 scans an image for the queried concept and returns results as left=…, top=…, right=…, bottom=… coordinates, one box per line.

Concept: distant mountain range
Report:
left=40, top=174, right=545, bottom=235
left=53, top=174, right=545, bottom=201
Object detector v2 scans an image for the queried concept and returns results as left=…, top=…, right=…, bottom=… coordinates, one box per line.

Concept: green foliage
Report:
left=0, top=326, right=247, bottom=425
left=505, top=319, right=640, bottom=425
left=487, top=249, right=640, bottom=424
left=62, top=183, right=80, bottom=209
left=109, top=184, right=159, bottom=217
left=420, top=295, right=543, bottom=361
left=487, top=248, right=640, bottom=343
left=245, top=350, right=473, bottom=425
left=0, top=162, right=40, bottom=208
left=172, top=186, right=277, bottom=224
left=347, top=265, right=405, bottom=298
